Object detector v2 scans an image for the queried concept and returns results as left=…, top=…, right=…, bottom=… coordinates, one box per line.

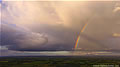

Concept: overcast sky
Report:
left=0, top=0, right=120, bottom=56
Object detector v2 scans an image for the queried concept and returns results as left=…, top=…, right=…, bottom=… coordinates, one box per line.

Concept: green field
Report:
left=0, top=56, right=120, bottom=67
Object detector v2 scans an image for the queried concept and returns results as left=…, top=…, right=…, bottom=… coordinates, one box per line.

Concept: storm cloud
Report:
left=1, top=1, right=120, bottom=53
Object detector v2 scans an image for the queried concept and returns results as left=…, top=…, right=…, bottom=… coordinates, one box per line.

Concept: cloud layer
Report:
left=1, top=1, right=120, bottom=54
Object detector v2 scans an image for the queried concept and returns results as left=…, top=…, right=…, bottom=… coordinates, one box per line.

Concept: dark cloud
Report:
left=1, top=23, right=46, bottom=50
left=1, top=1, right=120, bottom=53
left=1, top=23, right=73, bottom=51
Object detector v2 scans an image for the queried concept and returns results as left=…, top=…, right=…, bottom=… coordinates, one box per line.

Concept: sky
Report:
left=0, top=0, right=120, bottom=56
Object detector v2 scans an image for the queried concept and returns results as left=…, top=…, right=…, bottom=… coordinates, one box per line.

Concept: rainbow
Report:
left=74, top=35, right=80, bottom=49
left=74, top=23, right=88, bottom=49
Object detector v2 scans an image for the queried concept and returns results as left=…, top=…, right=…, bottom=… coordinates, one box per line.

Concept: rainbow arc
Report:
left=74, top=23, right=88, bottom=49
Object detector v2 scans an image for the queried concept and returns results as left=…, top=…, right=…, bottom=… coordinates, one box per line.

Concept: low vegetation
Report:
left=0, top=56, right=120, bottom=67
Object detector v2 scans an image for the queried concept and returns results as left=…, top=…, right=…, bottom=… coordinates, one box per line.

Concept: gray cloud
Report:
left=1, top=23, right=73, bottom=51
left=1, top=1, right=120, bottom=53
left=1, top=24, right=47, bottom=50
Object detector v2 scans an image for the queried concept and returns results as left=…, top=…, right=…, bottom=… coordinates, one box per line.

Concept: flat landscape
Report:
left=0, top=56, right=120, bottom=67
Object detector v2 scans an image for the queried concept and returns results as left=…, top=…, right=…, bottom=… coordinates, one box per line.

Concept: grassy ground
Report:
left=0, top=56, right=120, bottom=67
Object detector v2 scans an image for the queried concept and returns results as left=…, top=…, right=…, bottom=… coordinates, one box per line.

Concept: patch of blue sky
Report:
left=2, top=21, right=30, bottom=35
left=1, top=2, right=21, bottom=18
left=2, top=21, right=17, bottom=27
left=0, top=0, right=2, bottom=3
left=2, top=22, right=29, bottom=35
